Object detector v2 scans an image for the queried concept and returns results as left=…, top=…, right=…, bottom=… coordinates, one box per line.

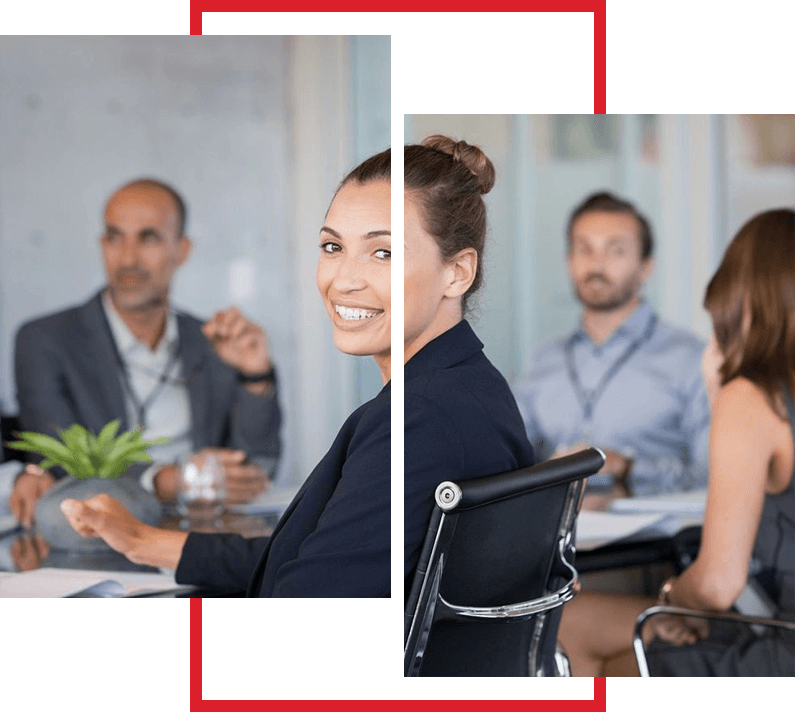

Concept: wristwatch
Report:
left=238, top=366, right=277, bottom=385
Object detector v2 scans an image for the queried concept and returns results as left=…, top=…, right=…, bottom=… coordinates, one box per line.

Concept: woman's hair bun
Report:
left=421, top=134, right=495, bottom=195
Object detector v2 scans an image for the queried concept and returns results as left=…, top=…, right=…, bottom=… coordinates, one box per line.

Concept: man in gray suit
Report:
left=8, top=178, right=281, bottom=527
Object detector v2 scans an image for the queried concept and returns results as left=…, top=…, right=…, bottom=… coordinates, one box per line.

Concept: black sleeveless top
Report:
left=648, top=382, right=795, bottom=675
left=751, top=384, right=795, bottom=620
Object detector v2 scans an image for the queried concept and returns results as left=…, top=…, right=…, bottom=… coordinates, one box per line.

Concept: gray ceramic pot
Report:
left=36, top=476, right=162, bottom=552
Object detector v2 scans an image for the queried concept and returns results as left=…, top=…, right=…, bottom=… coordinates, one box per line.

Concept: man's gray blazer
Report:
left=13, top=290, right=281, bottom=480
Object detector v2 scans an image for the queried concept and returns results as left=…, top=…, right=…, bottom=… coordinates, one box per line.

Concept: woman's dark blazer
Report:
left=404, top=320, right=535, bottom=593
left=176, top=383, right=390, bottom=597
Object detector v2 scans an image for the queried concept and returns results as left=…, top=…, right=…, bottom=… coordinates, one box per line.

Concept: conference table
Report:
left=0, top=490, right=296, bottom=597
left=573, top=488, right=707, bottom=574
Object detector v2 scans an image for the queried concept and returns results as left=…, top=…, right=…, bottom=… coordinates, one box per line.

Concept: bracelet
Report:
left=658, top=576, right=677, bottom=605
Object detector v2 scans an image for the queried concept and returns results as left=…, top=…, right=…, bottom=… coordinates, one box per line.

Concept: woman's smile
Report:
left=334, top=304, right=384, bottom=331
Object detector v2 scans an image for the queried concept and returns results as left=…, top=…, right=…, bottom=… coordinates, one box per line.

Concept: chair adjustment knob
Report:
left=435, top=482, right=462, bottom=511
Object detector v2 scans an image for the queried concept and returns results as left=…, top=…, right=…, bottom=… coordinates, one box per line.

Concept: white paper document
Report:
left=608, top=489, right=707, bottom=516
left=0, top=567, right=193, bottom=598
left=575, top=489, right=707, bottom=550
left=575, top=511, right=672, bottom=550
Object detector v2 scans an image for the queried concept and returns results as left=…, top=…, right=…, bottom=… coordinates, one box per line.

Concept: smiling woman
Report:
left=57, top=147, right=392, bottom=598
left=318, top=177, right=391, bottom=380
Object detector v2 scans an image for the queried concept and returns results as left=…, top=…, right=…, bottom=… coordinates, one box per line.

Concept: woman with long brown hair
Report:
left=560, top=208, right=795, bottom=676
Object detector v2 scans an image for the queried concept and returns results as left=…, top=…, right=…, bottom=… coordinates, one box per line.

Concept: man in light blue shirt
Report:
left=513, top=192, right=710, bottom=498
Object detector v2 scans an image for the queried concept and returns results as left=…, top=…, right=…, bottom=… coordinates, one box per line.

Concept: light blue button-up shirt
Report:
left=512, top=300, right=710, bottom=496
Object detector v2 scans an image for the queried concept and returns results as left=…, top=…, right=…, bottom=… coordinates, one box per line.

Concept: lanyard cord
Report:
left=565, top=314, right=658, bottom=422
left=117, top=349, right=180, bottom=429
left=98, top=304, right=182, bottom=430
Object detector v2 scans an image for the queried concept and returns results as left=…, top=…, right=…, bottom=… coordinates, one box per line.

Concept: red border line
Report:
left=190, top=598, right=607, bottom=710
left=190, top=0, right=607, bottom=114
left=191, top=598, right=203, bottom=709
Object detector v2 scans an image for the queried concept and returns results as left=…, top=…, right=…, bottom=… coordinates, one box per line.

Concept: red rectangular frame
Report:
left=188, top=1, right=606, bottom=113
left=191, top=598, right=607, bottom=709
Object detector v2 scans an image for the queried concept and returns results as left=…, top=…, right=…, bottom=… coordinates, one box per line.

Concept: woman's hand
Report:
left=643, top=613, right=710, bottom=647
left=60, top=494, right=149, bottom=561
left=60, top=494, right=188, bottom=569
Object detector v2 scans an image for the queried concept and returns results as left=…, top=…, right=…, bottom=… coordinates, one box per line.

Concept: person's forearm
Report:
left=668, top=559, right=739, bottom=611
left=129, top=526, right=189, bottom=570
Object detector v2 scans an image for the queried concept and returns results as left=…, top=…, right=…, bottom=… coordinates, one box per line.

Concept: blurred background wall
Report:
left=405, top=114, right=795, bottom=382
left=0, top=35, right=390, bottom=486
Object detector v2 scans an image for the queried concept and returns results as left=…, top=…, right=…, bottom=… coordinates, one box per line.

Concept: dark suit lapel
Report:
left=244, top=472, right=317, bottom=597
left=176, top=314, right=209, bottom=451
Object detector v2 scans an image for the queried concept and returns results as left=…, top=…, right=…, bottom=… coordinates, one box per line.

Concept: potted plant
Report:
left=7, top=420, right=167, bottom=479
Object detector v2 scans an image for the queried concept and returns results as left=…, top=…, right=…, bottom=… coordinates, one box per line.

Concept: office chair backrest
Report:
left=404, top=448, right=605, bottom=677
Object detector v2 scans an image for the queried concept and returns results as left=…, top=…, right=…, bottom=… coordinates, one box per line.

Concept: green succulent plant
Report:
left=6, top=420, right=168, bottom=479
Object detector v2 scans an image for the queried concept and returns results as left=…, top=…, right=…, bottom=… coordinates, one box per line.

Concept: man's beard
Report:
left=109, top=284, right=168, bottom=311
left=574, top=274, right=640, bottom=312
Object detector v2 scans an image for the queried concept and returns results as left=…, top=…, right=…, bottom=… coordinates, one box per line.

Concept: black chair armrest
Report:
left=436, top=448, right=605, bottom=512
